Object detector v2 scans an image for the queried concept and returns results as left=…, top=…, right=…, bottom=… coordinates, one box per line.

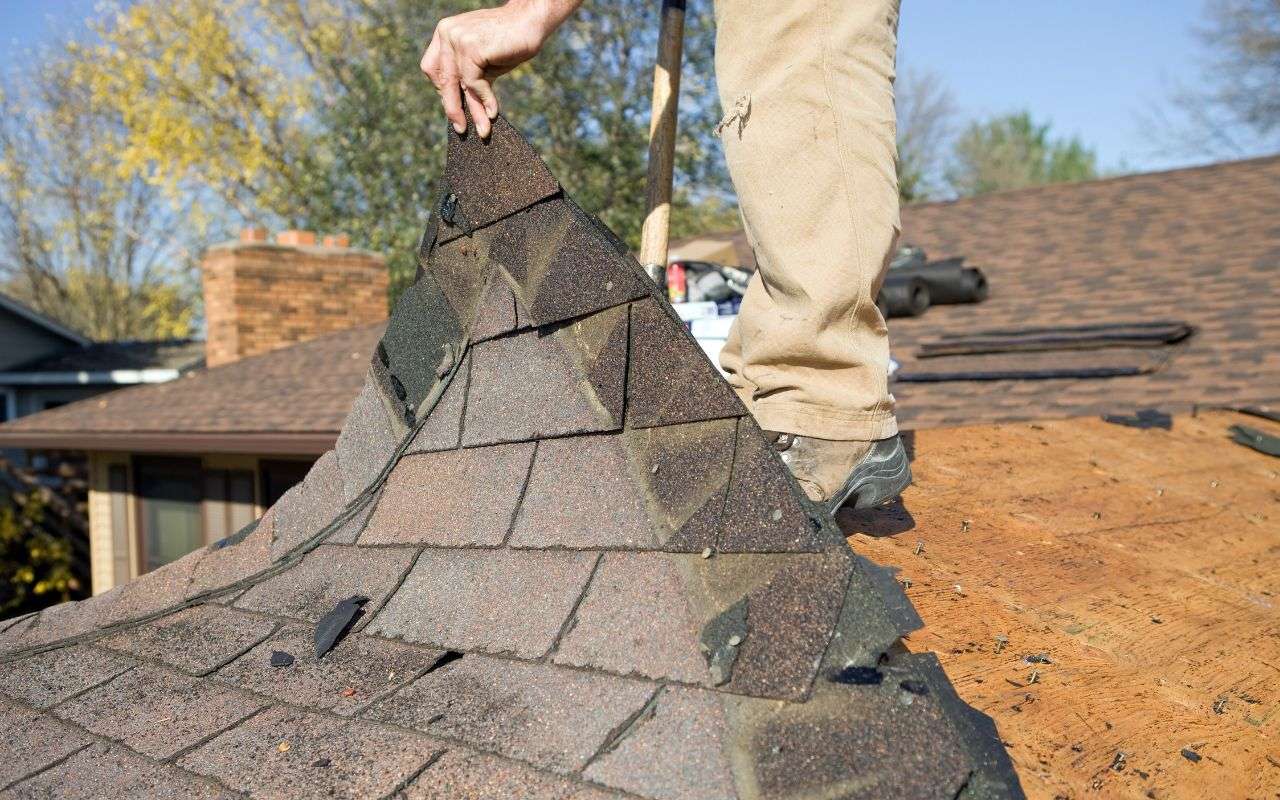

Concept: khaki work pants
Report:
left=714, top=0, right=901, bottom=442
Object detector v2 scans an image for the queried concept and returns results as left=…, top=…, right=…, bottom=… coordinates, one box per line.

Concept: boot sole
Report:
left=827, top=436, right=913, bottom=512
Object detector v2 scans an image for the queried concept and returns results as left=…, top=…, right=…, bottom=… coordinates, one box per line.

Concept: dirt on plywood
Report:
left=841, top=409, right=1279, bottom=799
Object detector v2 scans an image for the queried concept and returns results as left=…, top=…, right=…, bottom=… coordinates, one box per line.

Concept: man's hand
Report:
left=421, top=0, right=583, bottom=138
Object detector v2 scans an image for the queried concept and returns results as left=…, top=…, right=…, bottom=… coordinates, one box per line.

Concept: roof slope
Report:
left=0, top=324, right=383, bottom=452
left=0, top=116, right=1022, bottom=799
left=672, top=156, right=1280, bottom=427
left=890, top=155, right=1280, bottom=427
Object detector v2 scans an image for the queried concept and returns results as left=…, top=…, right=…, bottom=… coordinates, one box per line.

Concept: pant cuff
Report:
left=749, top=400, right=898, bottom=442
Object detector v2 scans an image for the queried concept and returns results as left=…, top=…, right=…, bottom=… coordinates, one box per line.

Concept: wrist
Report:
left=508, top=0, right=577, bottom=38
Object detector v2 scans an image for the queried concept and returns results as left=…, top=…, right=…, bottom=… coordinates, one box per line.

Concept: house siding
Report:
left=0, top=306, right=73, bottom=371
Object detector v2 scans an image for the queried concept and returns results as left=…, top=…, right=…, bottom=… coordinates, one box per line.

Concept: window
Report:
left=203, top=469, right=256, bottom=543
left=259, top=460, right=313, bottom=507
left=0, top=389, right=14, bottom=423
left=133, top=457, right=204, bottom=574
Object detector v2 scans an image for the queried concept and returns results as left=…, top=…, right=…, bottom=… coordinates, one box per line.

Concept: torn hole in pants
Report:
left=715, top=94, right=752, bottom=138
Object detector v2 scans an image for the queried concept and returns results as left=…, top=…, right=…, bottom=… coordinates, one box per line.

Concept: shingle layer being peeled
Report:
left=0, top=115, right=1024, bottom=800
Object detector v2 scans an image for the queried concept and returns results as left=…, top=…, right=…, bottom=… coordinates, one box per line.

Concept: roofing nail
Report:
left=961, top=519, right=971, bottom=533
left=900, top=577, right=912, bottom=589
left=914, top=540, right=924, bottom=555
left=1028, top=669, right=1040, bottom=684
left=994, top=635, right=1008, bottom=654
left=1110, top=751, right=1127, bottom=771
left=700, top=547, right=713, bottom=559
left=650, top=463, right=660, bottom=475
left=1213, top=697, right=1227, bottom=714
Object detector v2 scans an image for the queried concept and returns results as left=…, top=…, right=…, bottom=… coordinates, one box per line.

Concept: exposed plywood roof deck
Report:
left=841, top=409, right=1279, bottom=799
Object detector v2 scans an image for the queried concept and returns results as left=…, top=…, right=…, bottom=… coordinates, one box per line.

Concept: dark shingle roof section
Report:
left=888, top=158, right=1280, bottom=426
left=0, top=323, right=383, bottom=446
left=668, top=156, right=1280, bottom=427
left=0, top=114, right=1023, bottom=799
left=10, top=338, right=205, bottom=373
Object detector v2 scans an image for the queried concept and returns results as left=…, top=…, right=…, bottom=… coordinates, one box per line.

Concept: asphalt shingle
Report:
left=52, top=663, right=266, bottom=760
left=361, top=443, right=535, bottom=546
left=8, top=741, right=237, bottom=800
left=0, top=697, right=94, bottom=789
left=366, top=548, right=598, bottom=659
left=366, top=654, right=655, bottom=774
left=234, top=544, right=418, bottom=622
left=98, top=604, right=277, bottom=675
left=214, top=624, right=448, bottom=715
left=178, top=704, right=443, bottom=800
left=0, top=644, right=134, bottom=709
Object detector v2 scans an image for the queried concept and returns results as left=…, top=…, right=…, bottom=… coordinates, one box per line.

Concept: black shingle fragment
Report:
left=1102, top=408, right=1173, bottom=429
left=830, top=665, right=884, bottom=685
left=270, top=651, right=295, bottom=668
left=379, top=273, right=461, bottom=415
left=314, top=596, right=369, bottom=660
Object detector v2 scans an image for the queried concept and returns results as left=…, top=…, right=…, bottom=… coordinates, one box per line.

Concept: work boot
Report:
left=767, top=432, right=912, bottom=512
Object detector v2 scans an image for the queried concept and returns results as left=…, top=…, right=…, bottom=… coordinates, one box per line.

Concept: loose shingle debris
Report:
left=1181, top=748, right=1202, bottom=763
left=1228, top=424, right=1280, bottom=457
left=1103, top=408, right=1174, bottom=430
left=0, top=112, right=1024, bottom=800
left=314, top=596, right=368, bottom=660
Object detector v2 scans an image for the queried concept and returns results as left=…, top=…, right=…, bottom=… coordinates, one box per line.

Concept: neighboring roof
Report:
left=840, top=408, right=1280, bottom=799
left=0, top=339, right=207, bottom=387
left=0, top=116, right=1022, bottom=799
left=0, top=325, right=382, bottom=454
left=674, top=156, right=1280, bottom=427
left=0, top=292, right=91, bottom=348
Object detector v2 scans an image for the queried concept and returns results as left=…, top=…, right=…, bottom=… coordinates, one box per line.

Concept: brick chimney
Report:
left=201, top=229, right=389, bottom=368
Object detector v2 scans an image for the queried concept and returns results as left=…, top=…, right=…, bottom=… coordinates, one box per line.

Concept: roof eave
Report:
left=0, top=369, right=182, bottom=386
left=0, top=430, right=336, bottom=456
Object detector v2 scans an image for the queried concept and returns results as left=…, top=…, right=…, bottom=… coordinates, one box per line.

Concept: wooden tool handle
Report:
left=639, top=0, right=687, bottom=278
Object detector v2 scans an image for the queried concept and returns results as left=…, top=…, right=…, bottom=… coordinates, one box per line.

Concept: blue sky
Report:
left=0, top=1, right=1241, bottom=173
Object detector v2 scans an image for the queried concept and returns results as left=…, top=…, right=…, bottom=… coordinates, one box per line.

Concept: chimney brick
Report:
left=201, top=234, right=388, bottom=368
left=322, top=233, right=351, bottom=248
left=240, top=227, right=269, bottom=243
left=275, top=229, right=317, bottom=247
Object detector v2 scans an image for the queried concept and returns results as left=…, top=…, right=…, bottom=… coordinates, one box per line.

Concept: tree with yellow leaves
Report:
left=67, top=0, right=730, bottom=296
left=0, top=49, right=199, bottom=341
